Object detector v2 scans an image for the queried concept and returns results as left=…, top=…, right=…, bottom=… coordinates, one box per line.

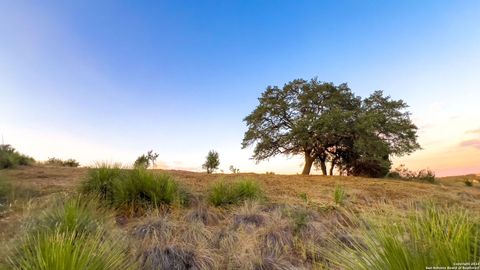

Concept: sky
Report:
left=1, top=1, right=479, bottom=176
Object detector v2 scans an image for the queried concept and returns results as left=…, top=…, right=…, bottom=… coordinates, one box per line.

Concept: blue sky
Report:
left=1, top=1, right=480, bottom=175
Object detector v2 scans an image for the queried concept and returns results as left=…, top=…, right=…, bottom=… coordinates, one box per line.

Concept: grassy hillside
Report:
left=1, top=165, right=479, bottom=269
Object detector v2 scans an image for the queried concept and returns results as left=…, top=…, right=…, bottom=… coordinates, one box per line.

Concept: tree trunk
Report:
left=302, top=154, right=314, bottom=175
left=329, top=158, right=337, bottom=176
left=319, top=159, right=327, bottom=175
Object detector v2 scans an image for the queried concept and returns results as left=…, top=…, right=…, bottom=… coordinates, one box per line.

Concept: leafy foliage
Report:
left=229, top=165, right=240, bottom=174
left=208, top=179, right=263, bottom=206
left=203, top=150, right=220, bottom=174
left=242, top=78, right=420, bottom=176
left=133, top=150, right=159, bottom=169
left=0, top=144, right=35, bottom=169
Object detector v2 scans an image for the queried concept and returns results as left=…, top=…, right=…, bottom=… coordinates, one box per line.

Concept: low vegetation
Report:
left=8, top=197, right=133, bottom=270
left=328, top=203, right=480, bottom=270
left=46, top=157, right=80, bottom=167
left=0, top=176, right=11, bottom=212
left=387, top=164, right=436, bottom=183
left=1, top=165, right=479, bottom=269
left=82, top=164, right=189, bottom=214
left=208, top=178, right=264, bottom=206
left=333, top=184, right=346, bottom=205
left=0, top=144, right=35, bottom=169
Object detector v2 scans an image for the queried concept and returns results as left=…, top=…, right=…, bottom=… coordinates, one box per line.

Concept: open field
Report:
left=1, top=165, right=479, bottom=269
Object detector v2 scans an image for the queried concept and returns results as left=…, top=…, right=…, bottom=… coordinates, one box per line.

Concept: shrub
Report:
left=0, top=144, right=34, bottom=169
left=208, top=179, right=263, bottom=206
left=464, top=178, right=474, bottom=187
left=46, top=157, right=80, bottom=167
left=82, top=165, right=189, bottom=213
left=333, top=184, right=346, bottom=205
left=328, top=203, right=480, bottom=270
left=9, top=229, right=133, bottom=270
left=387, top=165, right=436, bottom=183
left=202, top=150, right=220, bottom=174
left=111, top=169, right=189, bottom=212
left=81, top=163, right=124, bottom=201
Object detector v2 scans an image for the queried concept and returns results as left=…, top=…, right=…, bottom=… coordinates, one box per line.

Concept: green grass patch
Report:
left=8, top=196, right=133, bottom=270
left=26, top=196, right=105, bottom=236
left=81, top=165, right=189, bottom=213
left=208, top=178, right=264, bottom=206
left=333, top=184, right=346, bottom=205
left=328, top=203, right=480, bottom=269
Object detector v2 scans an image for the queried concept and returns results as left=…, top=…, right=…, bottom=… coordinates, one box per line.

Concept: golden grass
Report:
left=1, top=165, right=479, bottom=269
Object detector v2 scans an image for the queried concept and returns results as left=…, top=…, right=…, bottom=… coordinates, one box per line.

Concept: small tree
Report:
left=134, top=150, right=159, bottom=169
left=203, top=150, right=220, bottom=174
left=229, top=165, right=240, bottom=174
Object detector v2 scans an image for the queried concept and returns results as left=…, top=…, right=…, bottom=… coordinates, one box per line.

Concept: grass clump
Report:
left=111, top=169, right=189, bottom=212
left=8, top=196, right=134, bottom=270
left=81, top=163, right=124, bottom=201
left=0, top=144, right=35, bottom=169
left=329, top=203, right=480, bottom=270
left=27, top=196, right=104, bottom=236
left=333, top=184, right=346, bottom=205
left=9, top=228, right=133, bottom=270
left=82, top=164, right=189, bottom=213
left=208, top=178, right=263, bottom=206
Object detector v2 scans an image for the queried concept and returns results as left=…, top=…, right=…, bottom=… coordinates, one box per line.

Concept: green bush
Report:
left=81, top=163, right=124, bottom=201
left=82, top=165, right=189, bottom=212
left=208, top=179, right=263, bottom=206
left=111, top=169, right=189, bottom=211
left=0, top=144, right=35, bottom=169
left=328, top=203, right=480, bottom=270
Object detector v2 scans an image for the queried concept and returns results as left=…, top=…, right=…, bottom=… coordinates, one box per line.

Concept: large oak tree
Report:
left=242, top=78, right=420, bottom=176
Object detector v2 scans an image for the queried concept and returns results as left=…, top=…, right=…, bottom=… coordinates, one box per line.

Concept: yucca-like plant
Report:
left=110, top=168, right=189, bottom=212
left=27, top=196, right=105, bottom=236
left=209, top=178, right=263, bottom=206
left=9, top=229, right=134, bottom=270
left=328, top=203, right=480, bottom=269
left=81, top=163, right=124, bottom=202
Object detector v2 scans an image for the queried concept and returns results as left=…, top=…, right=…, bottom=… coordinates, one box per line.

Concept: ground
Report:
left=1, top=165, right=479, bottom=269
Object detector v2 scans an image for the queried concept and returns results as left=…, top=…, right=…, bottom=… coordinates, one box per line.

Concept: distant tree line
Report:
left=242, top=78, right=420, bottom=177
